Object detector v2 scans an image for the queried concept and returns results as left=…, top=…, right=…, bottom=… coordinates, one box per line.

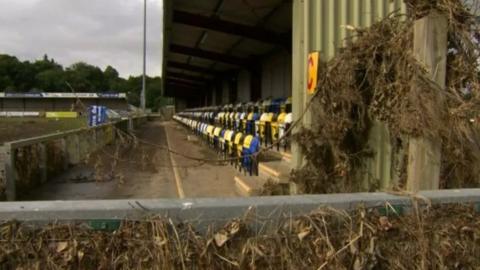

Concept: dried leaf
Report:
left=77, top=250, right=85, bottom=261
left=379, top=216, right=393, bottom=231
left=298, top=229, right=310, bottom=241
left=229, top=221, right=240, bottom=235
left=56, top=242, right=68, bottom=253
left=214, top=232, right=229, bottom=247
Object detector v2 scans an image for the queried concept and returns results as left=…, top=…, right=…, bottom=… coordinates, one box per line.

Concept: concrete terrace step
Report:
left=278, top=151, right=292, bottom=162
left=234, top=174, right=266, bottom=197
left=259, top=160, right=291, bottom=184
left=261, top=149, right=292, bottom=163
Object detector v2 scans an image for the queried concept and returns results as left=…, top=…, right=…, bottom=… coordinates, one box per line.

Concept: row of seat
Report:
left=173, top=115, right=261, bottom=176
left=173, top=98, right=294, bottom=176
left=177, top=98, right=293, bottom=151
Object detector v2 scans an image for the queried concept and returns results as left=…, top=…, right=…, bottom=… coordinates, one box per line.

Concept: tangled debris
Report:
left=0, top=204, right=479, bottom=269
left=292, top=0, right=480, bottom=193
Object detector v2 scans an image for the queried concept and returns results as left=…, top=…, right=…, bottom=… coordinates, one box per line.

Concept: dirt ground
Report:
left=21, top=120, right=240, bottom=200
left=165, top=121, right=240, bottom=198
left=0, top=117, right=86, bottom=144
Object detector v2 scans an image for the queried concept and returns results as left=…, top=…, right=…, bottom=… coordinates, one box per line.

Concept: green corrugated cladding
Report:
left=293, top=0, right=406, bottom=62
left=291, top=0, right=407, bottom=192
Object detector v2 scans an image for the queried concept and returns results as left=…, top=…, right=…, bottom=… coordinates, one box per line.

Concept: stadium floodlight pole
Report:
left=140, top=0, right=147, bottom=111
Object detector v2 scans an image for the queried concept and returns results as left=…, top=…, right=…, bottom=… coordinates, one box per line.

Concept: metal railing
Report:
left=0, top=189, right=478, bottom=231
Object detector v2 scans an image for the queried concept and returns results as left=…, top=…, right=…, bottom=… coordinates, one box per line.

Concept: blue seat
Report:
left=242, top=136, right=260, bottom=176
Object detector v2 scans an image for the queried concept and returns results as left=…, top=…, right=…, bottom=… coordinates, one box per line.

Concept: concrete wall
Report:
left=261, top=50, right=292, bottom=99
left=221, top=79, right=230, bottom=104
left=0, top=116, right=148, bottom=201
left=237, top=70, right=251, bottom=102
left=175, top=99, right=187, bottom=112
left=232, top=50, right=292, bottom=103
left=211, top=87, right=217, bottom=106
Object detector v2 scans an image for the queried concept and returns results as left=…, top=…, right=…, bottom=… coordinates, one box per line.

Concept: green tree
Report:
left=0, top=55, right=22, bottom=91
left=36, top=69, right=65, bottom=92
left=0, top=53, right=165, bottom=110
left=65, top=62, right=107, bottom=92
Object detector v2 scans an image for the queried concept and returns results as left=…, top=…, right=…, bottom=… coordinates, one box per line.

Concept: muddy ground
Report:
left=0, top=117, right=86, bottom=144
left=20, top=121, right=240, bottom=200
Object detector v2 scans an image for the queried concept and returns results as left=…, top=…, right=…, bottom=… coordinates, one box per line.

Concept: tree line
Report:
left=0, top=54, right=168, bottom=109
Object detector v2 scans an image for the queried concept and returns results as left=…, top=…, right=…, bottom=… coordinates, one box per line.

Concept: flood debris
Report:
left=291, top=0, right=480, bottom=193
left=0, top=204, right=479, bottom=269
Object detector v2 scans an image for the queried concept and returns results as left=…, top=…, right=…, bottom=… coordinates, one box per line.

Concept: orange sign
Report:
left=307, top=51, right=320, bottom=94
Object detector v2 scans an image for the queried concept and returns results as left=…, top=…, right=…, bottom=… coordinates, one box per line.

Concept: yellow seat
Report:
left=234, top=133, right=244, bottom=157
left=243, top=135, right=254, bottom=149
left=207, top=125, right=215, bottom=143
left=259, top=112, right=273, bottom=140
left=225, top=130, right=234, bottom=154
left=272, top=112, right=287, bottom=142
left=213, top=127, right=222, bottom=137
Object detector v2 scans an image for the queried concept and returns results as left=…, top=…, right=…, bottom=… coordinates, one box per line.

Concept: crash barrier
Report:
left=0, top=116, right=148, bottom=201
left=0, top=189, right=479, bottom=231
left=173, top=98, right=293, bottom=175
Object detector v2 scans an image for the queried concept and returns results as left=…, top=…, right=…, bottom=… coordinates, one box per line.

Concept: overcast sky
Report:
left=0, top=0, right=163, bottom=78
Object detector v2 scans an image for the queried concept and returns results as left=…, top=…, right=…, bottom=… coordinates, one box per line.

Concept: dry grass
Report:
left=0, top=204, right=479, bottom=269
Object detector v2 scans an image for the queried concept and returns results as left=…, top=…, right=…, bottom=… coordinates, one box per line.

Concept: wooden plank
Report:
left=407, top=11, right=447, bottom=192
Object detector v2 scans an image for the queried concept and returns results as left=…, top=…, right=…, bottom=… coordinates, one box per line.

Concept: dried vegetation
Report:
left=292, top=0, right=480, bottom=193
left=1, top=204, right=479, bottom=269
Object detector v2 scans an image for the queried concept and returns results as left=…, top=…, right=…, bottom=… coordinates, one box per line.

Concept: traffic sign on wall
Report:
left=307, top=51, right=320, bottom=95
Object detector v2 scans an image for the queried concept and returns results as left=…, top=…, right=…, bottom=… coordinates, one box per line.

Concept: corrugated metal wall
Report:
left=291, top=0, right=407, bottom=173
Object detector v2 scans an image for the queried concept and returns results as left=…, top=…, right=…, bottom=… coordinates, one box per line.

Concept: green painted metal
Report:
left=89, top=220, right=121, bottom=231
left=377, top=205, right=404, bottom=217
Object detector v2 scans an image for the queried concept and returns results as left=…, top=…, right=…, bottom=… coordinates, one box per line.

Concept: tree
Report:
left=0, top=53, right=165, bottom=109
left=0, top=55, right=22, bottom=91
left=36, top=69, right=65, bottom=92
left=65, top=62, right=107, bottom=92
left=104, top=65, right=119, bottom=80
left=146, top=77, right=163, bottom=110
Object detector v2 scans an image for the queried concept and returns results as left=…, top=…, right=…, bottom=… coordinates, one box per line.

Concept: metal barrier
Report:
left=0, top=189, right=478, bottom=230
left=0, top=116, right=147, bottom=201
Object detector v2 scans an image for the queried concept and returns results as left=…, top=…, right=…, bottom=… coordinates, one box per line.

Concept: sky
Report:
left=0, top=0, right=163, bottom=78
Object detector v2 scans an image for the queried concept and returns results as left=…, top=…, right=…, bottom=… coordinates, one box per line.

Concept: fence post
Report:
left=407, top=11, right=447, bottom=191
left=4, top=143, right=16, bottom=201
